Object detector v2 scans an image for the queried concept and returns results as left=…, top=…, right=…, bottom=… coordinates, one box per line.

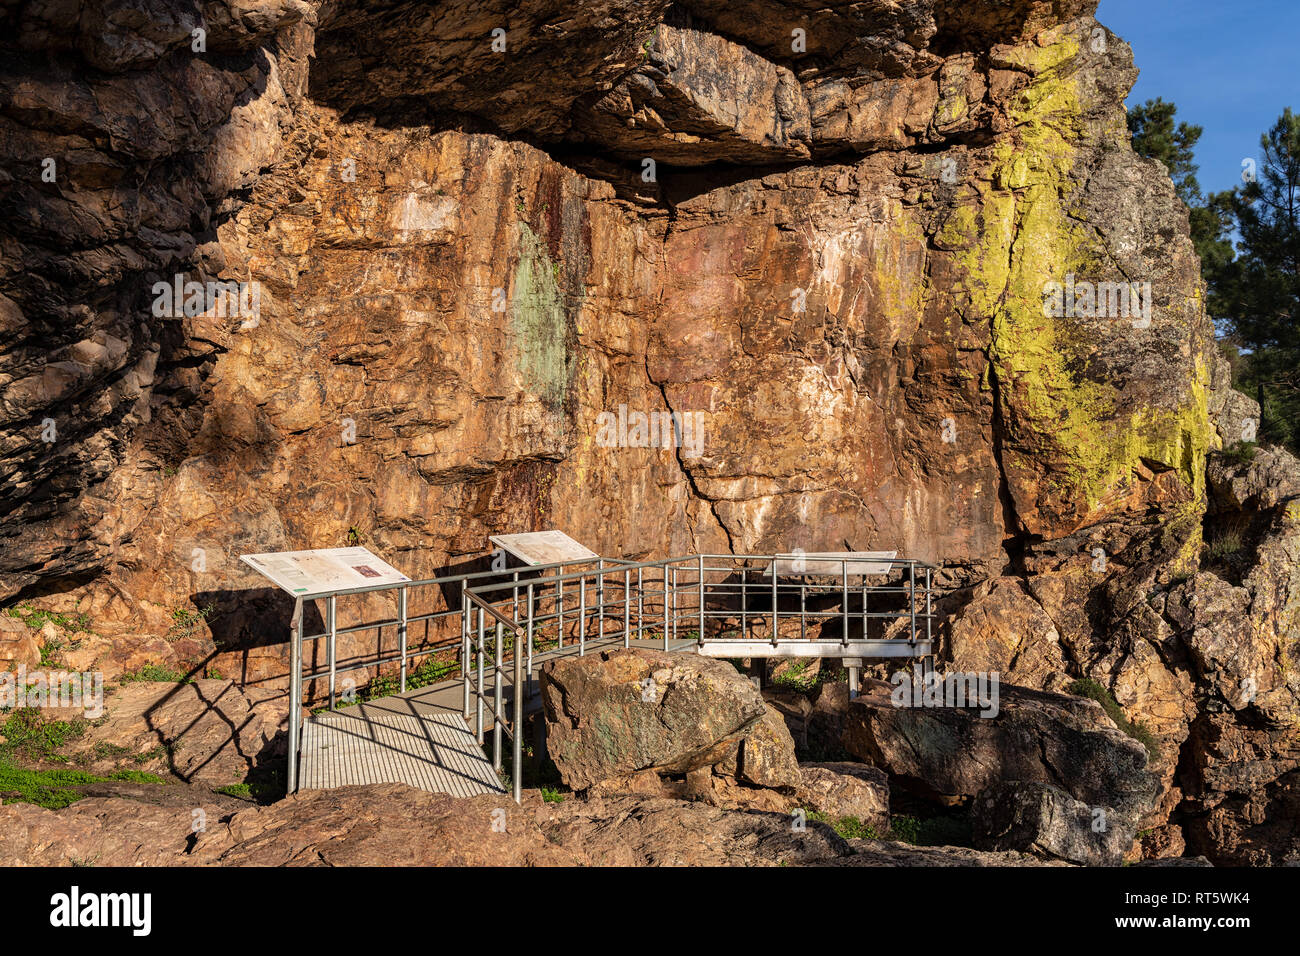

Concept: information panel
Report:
left=488, top=531, right=600, bottom=567
left=240, top=546, right=411, bottom=597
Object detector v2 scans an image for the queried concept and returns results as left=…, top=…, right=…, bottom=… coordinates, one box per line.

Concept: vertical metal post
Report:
left=512, top=570, right=519, bottom=625
left=909, top=562, right=917, bottom=645
left=398, top=585, right=408, bottom=693
left=770, top=558, right=778, bottom=646
left=741, top=567, right=747, bottom=637
left=476, top=606, right=485, bottom=744
left=624, top=568, right=631, bottom=647
left=596, top=558, right=605, bottom=647
left=925, top=567, right=932, bottom=648
left=327, top=594, right=337, bottom=711
left=287, top=597, right=303, bottom=794
left=841, top=561, right=849, bottom=647
left=848, top=665, right=860, bottom=700
left=671, top=565, right=678, bottom=641
left=578, top=574, right=586, bottom=655
left=662, top=565, right=669, bottom=650
left=493, top=621, right=503, bottom=772
left=863, top=581, right=869, bottom=638
left=462, top=592, right=471, bottom=719
left=512, top=625, right=523, bottom=804
left=698, top=554, right=705, bottom=643
left=637, top=566, right=644, bottom=639
left=800, top=584, right=806, bottom=641
left=557, top=573, right=564, bottom=649
left=526, top=583, right=535, bottom=678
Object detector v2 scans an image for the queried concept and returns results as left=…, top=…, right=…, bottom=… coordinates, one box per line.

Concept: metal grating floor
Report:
left=299, top=710, right=504, bottom=797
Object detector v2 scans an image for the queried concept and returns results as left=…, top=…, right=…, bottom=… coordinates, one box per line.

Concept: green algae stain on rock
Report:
left=955, top=30, right=1211, bottom=532
left=510, top=222, right=570, bottom=408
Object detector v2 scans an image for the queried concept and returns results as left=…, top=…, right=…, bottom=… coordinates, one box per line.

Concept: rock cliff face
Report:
left=1, top=1, right=1296, bottom=864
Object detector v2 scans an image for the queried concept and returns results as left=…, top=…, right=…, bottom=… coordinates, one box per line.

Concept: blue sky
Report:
left=1096, top=0, right=1299, bottom=197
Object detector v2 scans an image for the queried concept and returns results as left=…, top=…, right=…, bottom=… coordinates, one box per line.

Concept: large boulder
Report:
left=972, top=780, right=1134, bottom=866
left=796, top=762, right=891, bottom=833
left=540, top=648, right=767, bottom=791
left=727, top=703, right=802, bottom=790
left=842, top=677, right=1161, bottom=827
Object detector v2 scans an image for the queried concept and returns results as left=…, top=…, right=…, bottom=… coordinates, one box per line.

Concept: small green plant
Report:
left=0, top=763, right=164, bottom=809
left=121, top=664, right=191, bottom=684
left=215, top=783, right=252, bottom=798
left=167, top=603, right=215, bottom=642
left=540, top=786, right=566, bottom=803
left=804, top=810, right=879, bottom=840
left=1, top=708, right=87, bottom=761
left=39, top=636, right=64, bottom=667
left=888, top=814, right=921, bottom=844
left=771, top=659, right=818, bottom=693
left=1205, top=529, right=1245, bottom=562
left=4, top=603, right=94, bottom=634
left=1068, top=677, right=1160, bottom=759
left=346, top=526, right=365, bottom=546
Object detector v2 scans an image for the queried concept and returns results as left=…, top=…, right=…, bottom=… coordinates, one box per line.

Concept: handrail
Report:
left=286, top=548, right=941, bottom=804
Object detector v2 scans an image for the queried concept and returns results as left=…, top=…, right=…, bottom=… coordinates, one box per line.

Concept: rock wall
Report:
left=1, top=1, right=1296, bottom=863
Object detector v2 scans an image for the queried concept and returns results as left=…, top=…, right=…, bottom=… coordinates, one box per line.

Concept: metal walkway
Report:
left=285, top=551, right=939, bottom=802
left=300, top=680, right=503, bottom=796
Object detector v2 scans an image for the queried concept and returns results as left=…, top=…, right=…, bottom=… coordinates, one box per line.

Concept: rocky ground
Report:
left=0, top=647, right=1211, bottom=866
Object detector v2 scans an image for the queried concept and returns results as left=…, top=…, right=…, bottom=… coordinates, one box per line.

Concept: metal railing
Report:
left=284, top=551, right=938, bottom=803
left=459, top=552, right=938, bottom=800
left=283, top=556, right=604, bottom=794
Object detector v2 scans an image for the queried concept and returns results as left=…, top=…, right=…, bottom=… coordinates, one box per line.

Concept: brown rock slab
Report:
left=61, top=679, right=286, bottom=784
left=540, top=648, right=766, bottom=791
left=796, top=762, right=890, bottom=833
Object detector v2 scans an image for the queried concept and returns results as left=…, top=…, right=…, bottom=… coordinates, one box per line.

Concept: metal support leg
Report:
left=327, top=594, right=337, bottom=711
left=909, top=563, right=917, bottom=646
left=526, top=583, right=535, bottom=678
left=741, top=568, right=747, bottom=638
left=624, top=568, right=631, bottom=647
left=698, top=554, right=705, bottom=644
left=800, top=584, right=806, bottom=641
left=925, top=567, right=932, bottom=649
left=462, top=593, right=471, bottom=719
left=770, top=563, right=778, bottom=647
left=578, top=575, right=586, bottom=655
left=476, top=607, right=485, bottom=744
left=848, top=665, right=860, bottom=700
left=513, top=626, right=523, bottom=804
left=841, top=564, right=849, bottom=648
left=287, top=597, right=303, bottom=794
left=671, top=566, right=678, bottom=641
left=557, top=576, right=564, bottom=649
left=493, top=621, right=503, bottom=772
left=662, top=567, right=669, bottom=650
left=597, top=558, right=605, bottom=646
left=398, top=585, right=408, bottom=693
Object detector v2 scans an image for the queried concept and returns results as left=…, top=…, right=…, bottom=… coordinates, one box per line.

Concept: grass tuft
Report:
left=1068, top=677, right=1160, bottom=760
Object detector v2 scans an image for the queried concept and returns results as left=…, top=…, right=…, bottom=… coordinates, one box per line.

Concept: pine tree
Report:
left=1220, top=108, right=1300, bottom=449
